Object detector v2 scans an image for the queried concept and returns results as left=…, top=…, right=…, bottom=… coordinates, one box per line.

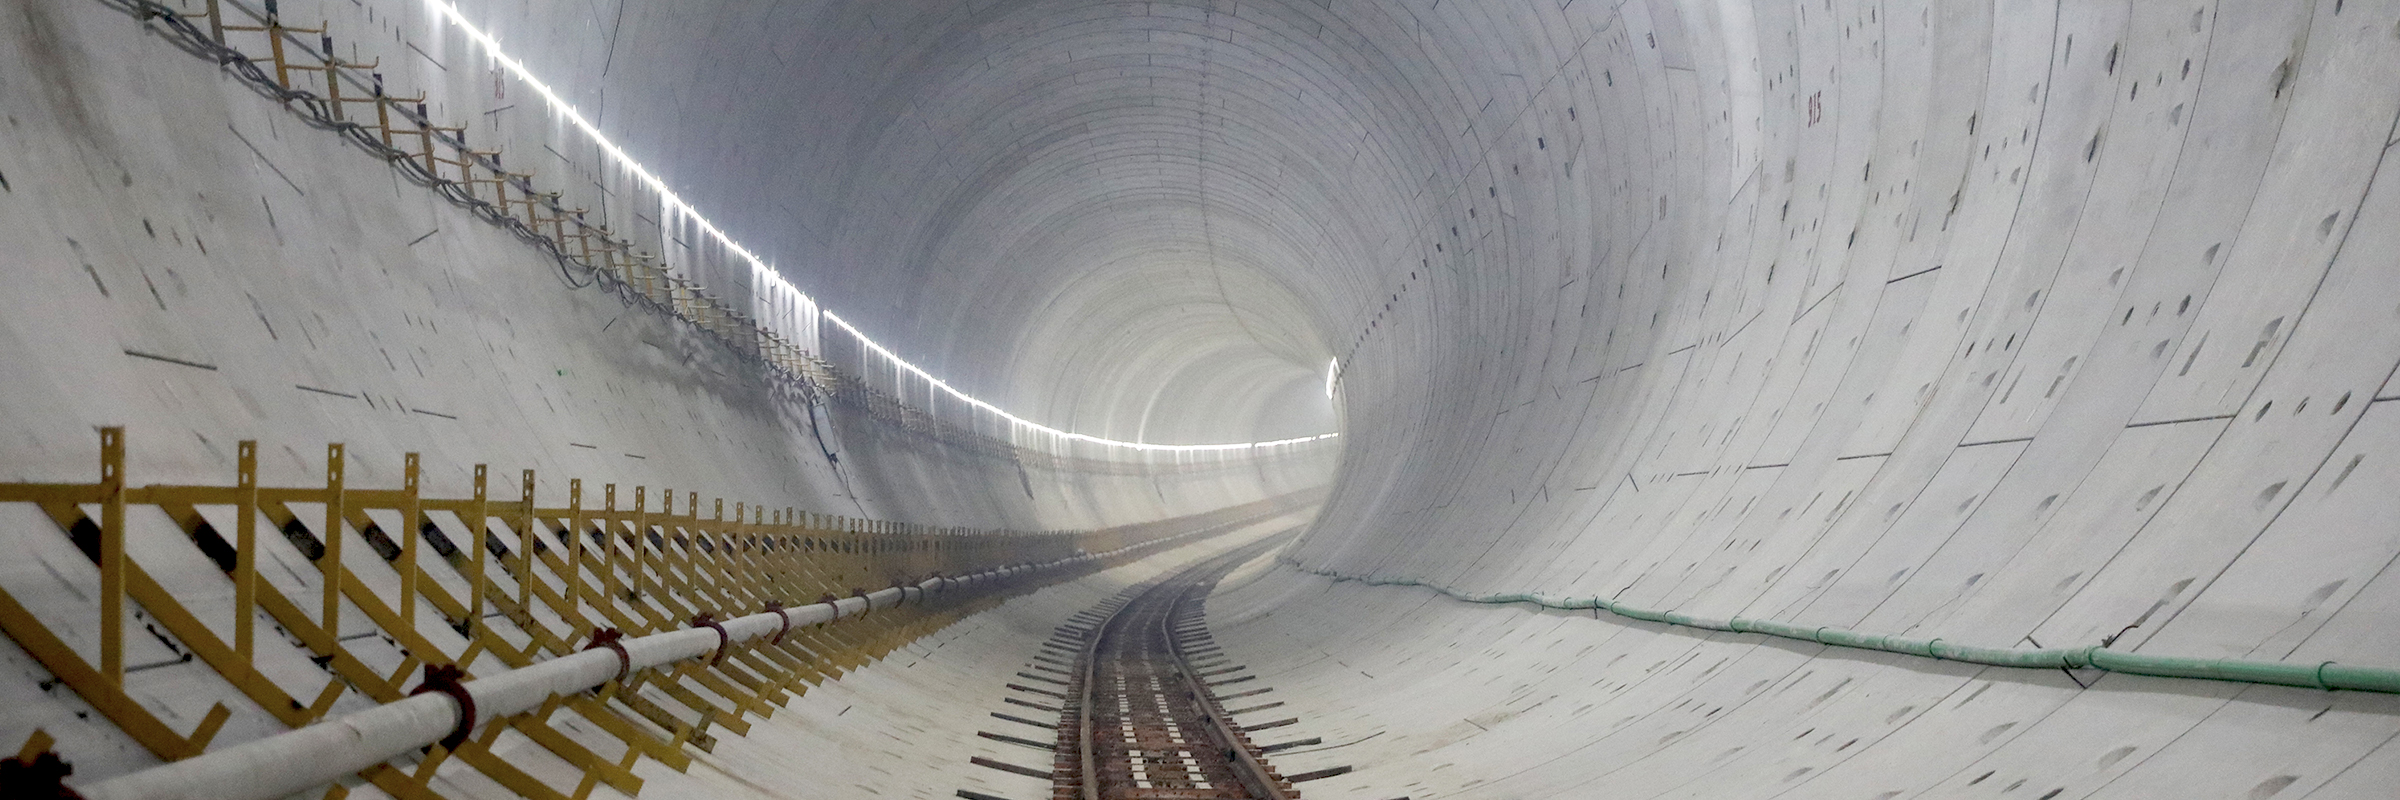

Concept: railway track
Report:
left=1051, top=542, right=1299, bottom=800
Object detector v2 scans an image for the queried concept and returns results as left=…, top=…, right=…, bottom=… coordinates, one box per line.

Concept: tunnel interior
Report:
left=5, top=0, right=2400, bottom=797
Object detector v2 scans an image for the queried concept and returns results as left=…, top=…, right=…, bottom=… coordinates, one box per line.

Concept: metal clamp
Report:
left=408, top=664, right=477, bottom=751
left=764, top=601, right=791, bottom=644
left=691, top=613, right=730, bottom=665
left=583, top=627, right=630, bottom=684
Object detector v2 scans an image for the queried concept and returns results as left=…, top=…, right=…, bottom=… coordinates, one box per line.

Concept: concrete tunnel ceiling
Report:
left=12, top=0, right=2400, bottom=796
left=492, top=0, right=1434, bottom=446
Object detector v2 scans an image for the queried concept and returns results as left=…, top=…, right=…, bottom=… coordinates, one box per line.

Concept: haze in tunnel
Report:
left=462, top=0, right=1381, bottom=448
left=10, top=0, right=2400, bottom=797
left=447, top=0, right=2400, bottom=793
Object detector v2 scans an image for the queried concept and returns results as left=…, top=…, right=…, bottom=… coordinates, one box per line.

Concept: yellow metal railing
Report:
left=0, top=427, right=1314, bottom=797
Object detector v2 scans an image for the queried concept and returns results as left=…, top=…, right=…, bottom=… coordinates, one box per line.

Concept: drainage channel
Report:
left=964, top=537, right=1348, bottom=800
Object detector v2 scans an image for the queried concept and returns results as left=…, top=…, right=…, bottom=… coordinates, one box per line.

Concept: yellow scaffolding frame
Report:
left=0, top=428, right=1306, bottom=798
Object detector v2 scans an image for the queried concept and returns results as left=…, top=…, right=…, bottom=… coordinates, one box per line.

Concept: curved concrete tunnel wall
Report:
left=10, top=0, right=2400, bottom=797
left=0, top=0, right=1330, bottom=781
left=0, top=0, right=1332, bottom=532
left=1241, top=1, right=2400, bottom=796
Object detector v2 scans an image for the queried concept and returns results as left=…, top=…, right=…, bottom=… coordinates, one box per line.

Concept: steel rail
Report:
left=1073, top=581, right=1112, bottom=800
left=1164, top=586, right=1292, bottom=800
left=1066, top=542, right=1293, bottom=800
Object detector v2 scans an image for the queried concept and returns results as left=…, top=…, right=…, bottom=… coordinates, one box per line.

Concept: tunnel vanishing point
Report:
left=4, top=0, right=2400, bottom=798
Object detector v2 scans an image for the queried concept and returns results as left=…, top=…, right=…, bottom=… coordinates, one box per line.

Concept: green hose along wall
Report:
left=1284, top=562, right=2400, bottom=695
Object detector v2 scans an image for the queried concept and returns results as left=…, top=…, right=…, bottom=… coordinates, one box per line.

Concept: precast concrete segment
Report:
left=1203, top=564, right=2400, bottom=799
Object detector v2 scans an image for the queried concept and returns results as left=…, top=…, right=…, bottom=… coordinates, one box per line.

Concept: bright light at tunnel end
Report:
left=422, top=0, right=1336, bottom=454
left=1326, top=358, right=1339, bottom=399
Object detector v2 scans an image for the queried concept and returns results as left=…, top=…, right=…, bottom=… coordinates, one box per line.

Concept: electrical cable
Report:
left=1287, top=562, right=2400, bottom=695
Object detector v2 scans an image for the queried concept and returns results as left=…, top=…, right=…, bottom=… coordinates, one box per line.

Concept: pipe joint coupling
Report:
left=583, top=628, right=631, bottom=684
left=763, top=601, right=793, bottom=644
left=408, top=664, right=477, bottom=751
left=690, top=613, right=731, bottom=665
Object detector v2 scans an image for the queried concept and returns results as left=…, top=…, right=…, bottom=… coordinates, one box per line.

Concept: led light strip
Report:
left=421, top=1, right=1335, bottom=453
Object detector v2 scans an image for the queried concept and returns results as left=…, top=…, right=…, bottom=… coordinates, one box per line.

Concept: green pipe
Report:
left=1284, top=562, right=2400, bottom=695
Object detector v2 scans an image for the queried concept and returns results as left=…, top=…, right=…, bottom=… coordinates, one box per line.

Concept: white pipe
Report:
left=79, top=569, right=996, bottom=800
left=78, top=694, right=460, bottom=800
left=75, top=519, right=1240, bottom=800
